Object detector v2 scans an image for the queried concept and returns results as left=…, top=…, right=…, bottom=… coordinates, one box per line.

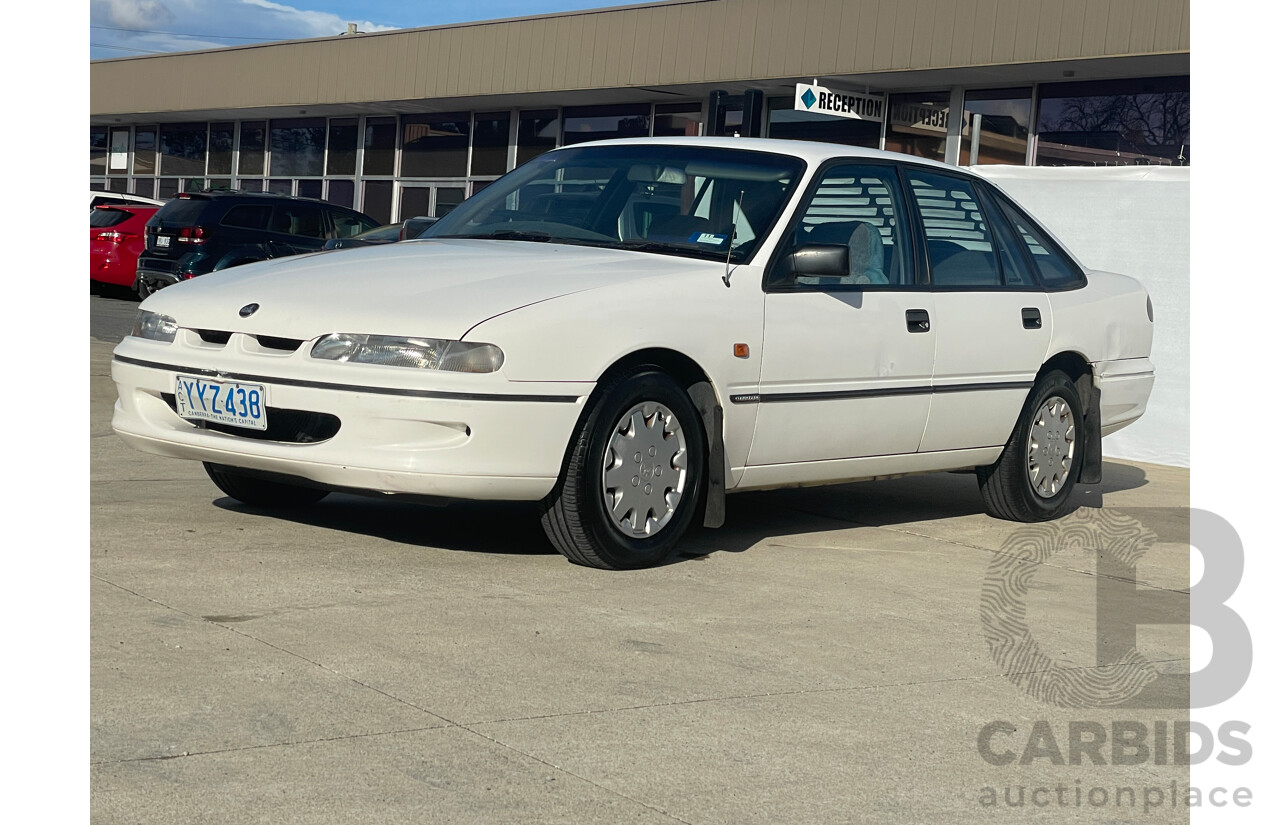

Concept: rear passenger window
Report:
left=991, top=194, right=1086, bottom=289
left=269, top=204, right=325, bottom=238
left=331, top=210, right=377, bottom=238
left=221, top=204, right=271, bottom=230
left=906, top=170, right=1001, bottom=288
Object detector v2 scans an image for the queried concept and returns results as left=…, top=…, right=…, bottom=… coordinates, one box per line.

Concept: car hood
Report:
left=140, top=239, right=712, bottom=340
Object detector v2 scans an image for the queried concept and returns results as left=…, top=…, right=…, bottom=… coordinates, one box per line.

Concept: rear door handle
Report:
left=1022, top=307, right=1042, bottom=329
left=906, top=309, right=931, bottom=333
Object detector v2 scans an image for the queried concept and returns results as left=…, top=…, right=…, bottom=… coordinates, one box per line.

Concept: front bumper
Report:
left=134, top=268, right=183, bottom=293
left=110, top=336, right=590, bottom=501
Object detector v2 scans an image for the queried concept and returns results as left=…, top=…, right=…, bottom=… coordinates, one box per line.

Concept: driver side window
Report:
left=785, top=164, right=911, bottom=287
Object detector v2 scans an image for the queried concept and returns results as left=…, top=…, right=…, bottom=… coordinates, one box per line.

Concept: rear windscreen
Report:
left=154, top=198, right=209, bottom=225
left=90, top=210, right=131, bottom=228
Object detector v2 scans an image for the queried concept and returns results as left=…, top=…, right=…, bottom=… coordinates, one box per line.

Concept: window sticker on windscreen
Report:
left=690, top=232, right=728, bottom=246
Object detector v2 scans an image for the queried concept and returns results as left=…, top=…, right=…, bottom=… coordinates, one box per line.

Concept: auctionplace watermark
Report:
left=973, top=508, right=1255, bottom=811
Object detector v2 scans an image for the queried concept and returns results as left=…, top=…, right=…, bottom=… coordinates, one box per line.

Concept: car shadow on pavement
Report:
left=211, top=461, right=1149, bottom=565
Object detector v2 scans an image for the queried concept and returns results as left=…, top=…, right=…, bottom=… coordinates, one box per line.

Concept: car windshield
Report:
left=424, top=144, right=806, bottom=263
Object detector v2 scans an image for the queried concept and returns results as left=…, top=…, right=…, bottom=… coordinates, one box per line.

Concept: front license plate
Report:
left=175, top=375, right=268, bottom=430
left=156, top=235, right=170, bottom=248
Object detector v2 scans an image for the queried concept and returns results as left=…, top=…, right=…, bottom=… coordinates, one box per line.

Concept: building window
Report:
left=1035, top=76, right=1189, bottom=166
left=517, top=110, right=558, bottom=165
left=401, top=113, right=470, bottom=177
left=962, top=89, right=1031, bottom=166
left=91, top=128, right=108, bottom=176
left=562, top=104, right=650, bottom=145
left=208, top=122, right=235, bottom=175
left=108, top=128, right=130, bottom=174
left=472, top=112, right=511, bottom=176
left=297, top=179, right=323, bottom=200
left=239, top=121, right=266, bottom=176
left=653, top=103, right=702, bottom=137
left=363, top=179, right=393, bottom=225
left=436, top=186, right=466, bottom=217
left=363, top=117, right=397, bottom=176
left=326, top=179, right=355, bottom=208
left=160, top=122, right=208, bottom=176
left=766, top=97, right=880, bottom=148
left=269, top=118, right=326, bottom=176
left=885, top=92, right=950, bottom=162
left=133, top=128, right=157, bottom=176
left=327, top=118, right=358, bottom=176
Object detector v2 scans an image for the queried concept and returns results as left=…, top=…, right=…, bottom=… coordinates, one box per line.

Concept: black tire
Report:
left=977, top=370, right=1083, bottom=522
left=540, top=368, right=705, bottom=570
left=203, top=462, right=329, bottom=507
left=136, top=277, right=158, bottom=301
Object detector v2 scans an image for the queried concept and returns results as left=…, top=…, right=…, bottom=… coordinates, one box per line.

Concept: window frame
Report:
left=899, top=163, right=1029, bottom=292
left=981, top=183, right=1089, bottom=292
left=764, top=157, right=925, bottom=293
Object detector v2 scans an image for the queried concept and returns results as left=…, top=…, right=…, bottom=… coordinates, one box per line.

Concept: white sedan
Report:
left=111, top=137, right=1154, bottom=569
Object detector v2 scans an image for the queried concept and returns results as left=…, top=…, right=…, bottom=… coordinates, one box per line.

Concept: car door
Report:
left=901, top=167, right=1051, bottom=453
left=745, top=162, right=936, bottom=478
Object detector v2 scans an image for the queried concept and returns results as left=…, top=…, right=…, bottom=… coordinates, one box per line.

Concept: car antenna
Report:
left=723, top=189, right=745, bottom=287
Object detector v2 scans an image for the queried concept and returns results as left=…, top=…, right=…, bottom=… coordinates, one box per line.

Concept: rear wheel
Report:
left=977, top=370, right=1083, bottom=522
left=540, top=368, right=705, bottom=570
left=203, top=463, right=329, bottom=507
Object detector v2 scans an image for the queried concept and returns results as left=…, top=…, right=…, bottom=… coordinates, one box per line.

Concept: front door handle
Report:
left=1022, top=307, right=1043, bottom=329
left=906, top=309, right=931, bottom=333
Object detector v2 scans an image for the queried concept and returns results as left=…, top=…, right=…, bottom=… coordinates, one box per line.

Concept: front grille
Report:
left=255, top=335, right=304, bottom=352
left=162, top=393, right=341, bottom=443
left=196, top=329, right=232, bottom=345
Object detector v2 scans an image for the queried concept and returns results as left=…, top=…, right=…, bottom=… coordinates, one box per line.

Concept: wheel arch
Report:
left=1037, top=350, right=1102, bottom=485
left=576, top=347, right=727, bottom=529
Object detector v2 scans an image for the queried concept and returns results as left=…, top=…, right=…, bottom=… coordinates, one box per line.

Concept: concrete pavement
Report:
left=90, top=335, right=1192, bottom=824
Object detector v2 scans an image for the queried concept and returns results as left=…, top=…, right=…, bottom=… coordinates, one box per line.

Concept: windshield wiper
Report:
left=607, top=239, right=730, bottom=261
left=447, top=230, right=554, bottom=242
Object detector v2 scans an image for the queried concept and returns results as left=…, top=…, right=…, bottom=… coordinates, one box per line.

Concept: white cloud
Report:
left=90, top=0, right=395, bottom=59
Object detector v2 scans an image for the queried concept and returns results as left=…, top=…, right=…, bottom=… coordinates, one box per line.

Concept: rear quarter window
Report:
left=991, top=191, right=1086, bottom=289
left=155, top=198, right=209, bottom=225
left=221, top=204, right=272, bottom=230
left=90, top=210, right=131, bottom=228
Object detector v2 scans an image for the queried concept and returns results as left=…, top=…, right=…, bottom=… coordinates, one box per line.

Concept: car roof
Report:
left=173, top=190, right=330, bottom=203
left=93, top=203, right=159, bottom=212
left=89, top=190, right=165, bottom=205
left=549, top=136, right=964, bottom=175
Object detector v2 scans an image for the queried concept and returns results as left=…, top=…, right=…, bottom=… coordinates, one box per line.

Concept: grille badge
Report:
left=239, top=303, right=260, bottom=318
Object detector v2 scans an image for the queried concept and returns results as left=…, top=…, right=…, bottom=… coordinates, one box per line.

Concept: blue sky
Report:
left=90, top=0, right=643, bottom=60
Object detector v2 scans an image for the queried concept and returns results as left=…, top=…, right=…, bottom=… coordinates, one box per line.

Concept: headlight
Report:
left=131, top=310, right=179, bottom=343
left=310, top=334, right=504, bottom=373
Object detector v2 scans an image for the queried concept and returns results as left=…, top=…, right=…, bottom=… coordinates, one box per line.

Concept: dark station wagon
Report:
left=135, top=191, right=379, bottom=299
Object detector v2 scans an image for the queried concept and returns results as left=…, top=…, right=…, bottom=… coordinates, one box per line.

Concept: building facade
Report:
left=90, top=0, right=1190, bottom=225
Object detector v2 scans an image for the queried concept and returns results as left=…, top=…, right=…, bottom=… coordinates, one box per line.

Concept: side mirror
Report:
left=400, top=216, right=439, bottom=240
left=774, top=244, right=849, bottom=283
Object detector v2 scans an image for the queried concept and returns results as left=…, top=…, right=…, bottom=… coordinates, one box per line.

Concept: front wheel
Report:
left=204, top=463, right=329, bottom=507
left=977, top=371, right=1083, bottom=522
left=540, top=368, right=705, bottom=570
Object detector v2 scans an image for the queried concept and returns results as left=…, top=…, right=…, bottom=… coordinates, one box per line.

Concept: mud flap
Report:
left=1077, top=373, right=1103, bottom=485
left=687, top=381, right=725, bottom=528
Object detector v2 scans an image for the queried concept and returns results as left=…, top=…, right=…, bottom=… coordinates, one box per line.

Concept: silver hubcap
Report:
left=601, top=401, right=688, bottom=538
left=1026, top=395, right=1076, bottom=498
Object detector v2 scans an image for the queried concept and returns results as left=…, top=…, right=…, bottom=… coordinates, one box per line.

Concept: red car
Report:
left=91, top=204, right=160, bottom=294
